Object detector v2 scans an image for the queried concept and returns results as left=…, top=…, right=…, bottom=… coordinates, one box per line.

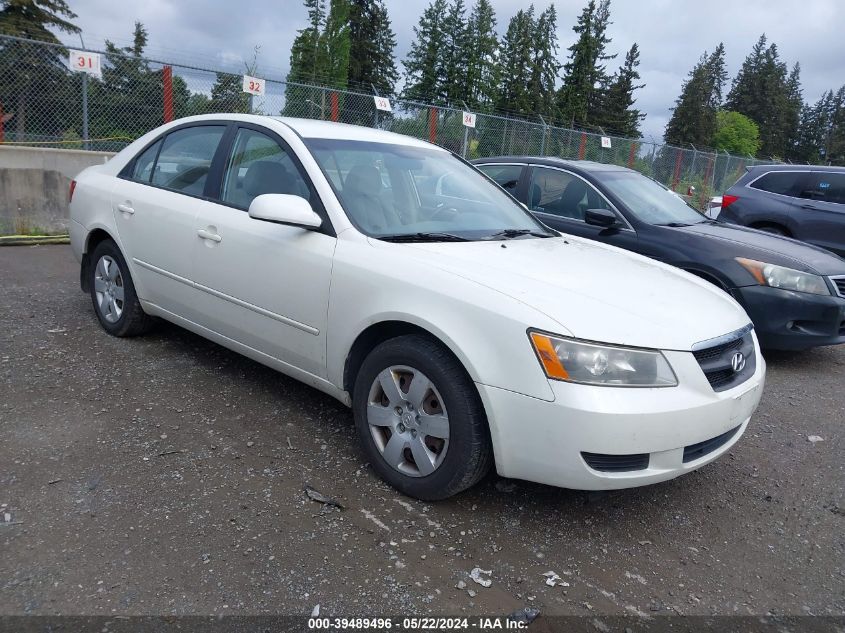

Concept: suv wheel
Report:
left=352, top=334, right=492, bottom=500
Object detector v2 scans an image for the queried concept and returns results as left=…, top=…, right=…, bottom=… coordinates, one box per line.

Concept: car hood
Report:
left=676, top=222, right=845, bottom=275
left=373, top=236, right=751, bottom=351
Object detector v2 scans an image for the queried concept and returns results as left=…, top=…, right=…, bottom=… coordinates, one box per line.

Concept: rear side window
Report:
left=130, top=140, right=161, bottom=183
left=804, top=172, right=845, bottom=205
left=748, top=171, right=806, bottom=197
left=476, top=164, right=523, bottom=194
left=150, top=126, right=226, bottom=195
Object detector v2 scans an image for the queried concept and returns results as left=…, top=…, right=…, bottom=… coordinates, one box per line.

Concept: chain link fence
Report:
left=1, top=33, right=779, bottom=207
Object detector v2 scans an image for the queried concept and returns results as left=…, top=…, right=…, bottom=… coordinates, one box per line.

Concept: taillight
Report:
left=721, top=194, right=738, bottom=209
left=69, top=180, right=77, bottom=203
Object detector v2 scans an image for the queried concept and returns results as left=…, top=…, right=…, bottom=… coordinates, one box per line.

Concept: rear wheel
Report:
left=352, top=334, right=492, bottom=500
left=89, top=239, right=154, bottom=337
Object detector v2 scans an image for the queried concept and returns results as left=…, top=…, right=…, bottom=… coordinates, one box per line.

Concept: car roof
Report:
left=270, top=116, right=441, bottom=149
left=153, top=113, right=443, bottom=150
left=747, top=163, right=845, bottom=173
left=473, top=155, right=634, bottom=173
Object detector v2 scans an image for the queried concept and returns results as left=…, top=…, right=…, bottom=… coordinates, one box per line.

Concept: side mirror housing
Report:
left=248, top=194, right=322, bottom=230
left=584, top=208, right=618, bottom=228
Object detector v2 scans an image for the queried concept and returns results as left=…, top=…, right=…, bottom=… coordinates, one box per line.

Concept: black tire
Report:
left=352, top=334, right=493, bottom=500
left=88, top=239, right=154, bottom=337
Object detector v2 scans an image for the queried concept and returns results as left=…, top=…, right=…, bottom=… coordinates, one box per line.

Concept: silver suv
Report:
left=718, top=165, right=845, bottom=258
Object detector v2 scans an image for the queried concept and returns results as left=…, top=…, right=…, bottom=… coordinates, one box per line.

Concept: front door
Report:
left=191, top=125, right=336, bottom=378
left=525, top=165, right=639, bottom=251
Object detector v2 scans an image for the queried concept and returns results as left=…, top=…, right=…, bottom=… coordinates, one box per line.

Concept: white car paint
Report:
left=70, top=114, right=765, bottom=491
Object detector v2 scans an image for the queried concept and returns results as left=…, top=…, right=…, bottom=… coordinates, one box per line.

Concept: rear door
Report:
left=112, top=123, right=227, bottom=317
left=190, top=124, right=336, bottom=378
left=797, top=172, right=845, bottom=255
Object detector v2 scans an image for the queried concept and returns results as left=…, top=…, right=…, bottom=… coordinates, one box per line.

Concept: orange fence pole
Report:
left=577, top=132, right=587, bottom=160
left=162, top=66, right=174, bottom=123
left=428, top=107, right=438, bottom=143
left=330, top=92, right=339, bottom=122
left=671, top=148, right=683, bottom=191
left=627, top=142, right=638, bottom=168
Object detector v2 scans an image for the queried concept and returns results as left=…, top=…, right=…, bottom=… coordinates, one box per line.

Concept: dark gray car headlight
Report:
left=736, top=258, right=831, bottom=296
left=529, top=331, right=678, bottom=387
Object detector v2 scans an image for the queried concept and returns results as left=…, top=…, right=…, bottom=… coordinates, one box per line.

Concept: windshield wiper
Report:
left=377, top=232, right=471, bottom=243
left=654, top=222, right=694, bottom=227
left=483, top=228, right=555, bottom=240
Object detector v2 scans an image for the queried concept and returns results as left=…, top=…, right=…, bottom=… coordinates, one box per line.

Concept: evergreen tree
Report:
left=402, top=0, right=449, bottom=103
left=664, top=45, right=727, bottom=148
left=782, top=62, right=803, bottom=160
left=321, top=0, right=351, bottom=89
left=441, top=0, right=469, bottom=104
left=348, top=0, right=398, bottom=94
left=208, top=73, right=249, bottom=113
left=527, top=5, right=560, bottom=119
left=0, top=0, right=79, bottom=139
left=595, top=43, right=645, bottom=137
left=495, top=6, right=534, bottom=115
left=726, top=35, right=798, bottom=158
left=288, top=0, right=326, bottom=86
left=462, top=0, right=498, bottom=110
left=556, top=0, right=614, bottom=128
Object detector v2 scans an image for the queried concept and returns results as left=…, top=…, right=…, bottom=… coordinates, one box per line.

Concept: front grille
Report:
left=683, top=425, right=741, bottom=463
left=832, top=276, right=845, bottom=297
left=692, top=326, right=756, bottom=392
left=581, top=452, right=649, bottom=472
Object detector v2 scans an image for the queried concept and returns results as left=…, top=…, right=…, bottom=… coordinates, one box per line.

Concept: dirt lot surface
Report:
left=1, top=245, right=843, bottom=617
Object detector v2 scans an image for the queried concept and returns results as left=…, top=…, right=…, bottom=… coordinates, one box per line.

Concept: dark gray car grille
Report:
left=692, top=328, right=756, bottom=392
left=832, top=276, right=845, bottom=297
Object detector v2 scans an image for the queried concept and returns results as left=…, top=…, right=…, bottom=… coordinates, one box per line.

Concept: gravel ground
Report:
left=1, top=245, right=843, bottom=617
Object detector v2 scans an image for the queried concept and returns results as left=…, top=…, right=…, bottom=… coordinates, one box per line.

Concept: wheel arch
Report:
left=748, top=221, right=792, bottom=237
left=342, top=320, right=476, bottom=395
left=80, top=227, right=119, bottom=292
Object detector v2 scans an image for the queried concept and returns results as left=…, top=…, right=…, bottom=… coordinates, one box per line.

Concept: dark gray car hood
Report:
left=676, top=222, right=845, bottom=275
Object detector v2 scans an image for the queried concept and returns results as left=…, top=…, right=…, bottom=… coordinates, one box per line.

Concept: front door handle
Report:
left=197, top=228, right=222, bottom=243
left=117, top=202, right=135, bottom=215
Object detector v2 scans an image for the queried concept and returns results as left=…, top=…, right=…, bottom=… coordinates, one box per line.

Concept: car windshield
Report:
left=304, top=138, right=554, bottom=240
left=601, top=172, right=708, bottom=226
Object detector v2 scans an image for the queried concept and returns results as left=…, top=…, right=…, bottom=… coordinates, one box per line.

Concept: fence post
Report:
left=428, top=107, right=437, bottom=144
left=330, top=92, right=339, bottom=122
left=627, top=141, right=637, bottom=168
left=1, top=101, right=5, bottom=144
left=81, top=74, right=90, bottom=150
left=577, top=132, right=587, bottom=160
left=671, top=148, right=683, bottom=191
left=721, top=150, right=731, bottom=191
left=162, top=66, right=174, bottom=123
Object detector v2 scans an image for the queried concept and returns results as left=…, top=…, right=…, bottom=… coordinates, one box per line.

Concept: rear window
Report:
left=476, top=164, right=523, bottom=194
left=804, top=172, right=845, bottom=205
left=748, top=171, right=806, bottom=197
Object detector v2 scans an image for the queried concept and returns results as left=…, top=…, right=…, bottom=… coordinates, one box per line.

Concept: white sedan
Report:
left=69, top=114, right=765, bottom=500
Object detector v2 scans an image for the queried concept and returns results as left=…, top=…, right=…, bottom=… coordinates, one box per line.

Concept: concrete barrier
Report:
left=0, top=146, right=115, bottom=235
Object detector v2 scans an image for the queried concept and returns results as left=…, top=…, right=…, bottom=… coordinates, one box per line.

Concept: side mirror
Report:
left=248, top=194, right=322, bottom=230
left=584, top=208, right=618, bottom=228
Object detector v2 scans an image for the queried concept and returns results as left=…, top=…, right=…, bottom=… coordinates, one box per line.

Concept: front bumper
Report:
left=733, top=285, right=845, bottom=350
left=478, top=347, right=765, bottom=490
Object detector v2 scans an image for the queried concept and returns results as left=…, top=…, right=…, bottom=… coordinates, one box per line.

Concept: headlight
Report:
left=736, top=258, right=831, bottom=296
left=529, top=331, right=678, bottom=387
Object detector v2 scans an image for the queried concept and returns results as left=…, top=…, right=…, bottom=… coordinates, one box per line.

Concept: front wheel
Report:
left=89, top=239, right=154, bottom=337
left=352, top=334, right=492, bottom=500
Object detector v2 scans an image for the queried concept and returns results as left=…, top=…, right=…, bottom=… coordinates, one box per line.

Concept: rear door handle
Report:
left=197, top=229, right=222, bottom=243
left=117, top=202, right=135, bottom=215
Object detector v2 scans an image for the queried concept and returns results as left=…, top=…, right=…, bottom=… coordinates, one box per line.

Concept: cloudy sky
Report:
left=62, top=0, right=845, bottom=140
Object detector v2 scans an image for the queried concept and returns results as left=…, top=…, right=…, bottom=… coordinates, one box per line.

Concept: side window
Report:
left=803, top=172, right=845, bottom=205
left=151, top=126, right=226, bottom=195
left=220, top=128, right=312, bottom=210
left=748, top=171, right=806, bottom=197
left=477, top=164, right=523, bottom=194
left=130, top=140, right=162, bottom=183
left=528, top=167, right=609, bottom=221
